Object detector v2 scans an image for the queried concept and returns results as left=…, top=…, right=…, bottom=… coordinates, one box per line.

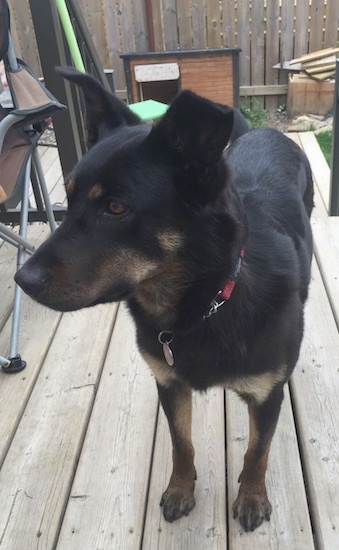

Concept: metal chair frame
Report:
left=0, top=0, right=65, bottom=372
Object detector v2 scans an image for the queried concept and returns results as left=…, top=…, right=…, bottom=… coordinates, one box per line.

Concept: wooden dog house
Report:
left=121, top=48, right=241, bottom=107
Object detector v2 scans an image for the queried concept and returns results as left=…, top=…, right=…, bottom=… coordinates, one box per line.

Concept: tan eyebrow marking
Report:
left=88, top=183, right=104, bottom=201
left=157, top=231, right=184, bottom=253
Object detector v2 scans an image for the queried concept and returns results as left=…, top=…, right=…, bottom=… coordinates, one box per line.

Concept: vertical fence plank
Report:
left=324, top=1, right=339, bottom=48
left=7, top=0, right=40, bottom=73
left=309, top=0, right=326, bottom=53
left=162, top=0, right=179, bottom=50
left=279, top=0, right=295, bottom=92
left=150, top=0, right=165, bottom=51
left=250, top=0, right=265, bottom=108
left=177, top=0, right=191, bottom=49
left=206, top=0, right=221, bottom=49
left=100, top=1, right=128, bottom=95
left=222, top=0, right=236, bottom=48
left=191, top=0, right=207, bottom=49
left=265, top=0, right=280, bottom=109
left=132, top=0, right=149, bottom=52
left=116, top=0, right=136, bottom=54
left=101, top=0, right=133, bottom=95
left=91, top=0, right=111, bottom=68
left=294, top=0, right=310, bottom=58
left=280, top=0, right=295, bottom=66
left=236, top=0, right=251, bottom=89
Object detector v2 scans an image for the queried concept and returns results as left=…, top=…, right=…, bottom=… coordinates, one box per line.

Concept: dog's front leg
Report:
left=157, top=380, right=197, bottom=522
left=233, top=383, right=285, bottom=532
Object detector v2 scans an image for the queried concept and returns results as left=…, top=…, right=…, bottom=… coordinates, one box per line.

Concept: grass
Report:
left=315, top=130, right=332, bottom=166
left=240, top=97, right=333, bottom=167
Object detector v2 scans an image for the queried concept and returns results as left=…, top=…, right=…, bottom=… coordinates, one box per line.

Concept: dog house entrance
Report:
left=134, top=62, right=180, bottom=104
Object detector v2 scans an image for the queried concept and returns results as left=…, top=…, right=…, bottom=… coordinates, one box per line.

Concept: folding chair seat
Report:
left=0, top=0, right=66, bottom=372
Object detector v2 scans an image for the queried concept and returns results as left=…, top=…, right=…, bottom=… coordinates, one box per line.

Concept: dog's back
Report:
left=226, top=128, right=313, bottom=302
left=227, top=128, right=313, bottom=213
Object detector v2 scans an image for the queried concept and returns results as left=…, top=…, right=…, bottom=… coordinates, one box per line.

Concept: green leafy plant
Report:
left=241, top=97, right=268, bottom=128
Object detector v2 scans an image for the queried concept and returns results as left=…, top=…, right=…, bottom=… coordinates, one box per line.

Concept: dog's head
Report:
left=15, top=68, right=235, bottom=317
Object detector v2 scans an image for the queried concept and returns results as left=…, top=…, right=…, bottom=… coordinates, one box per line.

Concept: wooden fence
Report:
left=8, top=0, right=339, bottom=109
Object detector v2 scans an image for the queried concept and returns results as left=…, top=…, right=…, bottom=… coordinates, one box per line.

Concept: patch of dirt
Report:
left=262, top=109, right=333, bottom=134
left=262, top=110, right=290, bottom=132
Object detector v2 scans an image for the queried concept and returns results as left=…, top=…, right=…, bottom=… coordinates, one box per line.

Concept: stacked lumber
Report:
left=290, top=47, right=339, bottom=81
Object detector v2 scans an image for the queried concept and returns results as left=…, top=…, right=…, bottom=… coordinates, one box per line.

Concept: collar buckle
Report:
left=204, top=246, right=245, bottom=319
left=204, top=292, right=225, bottom=318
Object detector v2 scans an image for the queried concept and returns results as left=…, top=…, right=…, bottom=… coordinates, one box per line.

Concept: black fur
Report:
left=15, top=68, right=313, bottom=532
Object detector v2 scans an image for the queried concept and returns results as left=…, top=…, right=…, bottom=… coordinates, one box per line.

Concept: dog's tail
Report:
left=229, top=109, right=250, bottom=143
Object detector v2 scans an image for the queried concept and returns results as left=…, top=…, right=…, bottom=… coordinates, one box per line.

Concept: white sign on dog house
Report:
left=134, top=63, right=180, bottom=82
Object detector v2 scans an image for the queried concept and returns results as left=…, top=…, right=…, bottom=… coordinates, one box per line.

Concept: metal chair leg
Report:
left=2, top=158, right=32, bottom=373
left=0, top=222, right=36, bottom=252
left=32, top=148, right=58, bottom=232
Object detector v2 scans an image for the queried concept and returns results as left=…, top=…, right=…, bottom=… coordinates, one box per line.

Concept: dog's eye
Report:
left=106, top=201, right=126, bottom=215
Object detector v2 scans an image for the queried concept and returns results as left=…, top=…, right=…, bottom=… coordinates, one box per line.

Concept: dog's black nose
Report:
left=14, top=265, right=48, bottom=299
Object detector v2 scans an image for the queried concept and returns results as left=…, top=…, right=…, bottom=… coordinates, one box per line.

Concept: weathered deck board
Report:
left=298, top=131, right=331, bottom=212
left=312, top=192, right=339, bottom=327
left=227, top=386, right=314, bottom=549
left=0, top=239, right=18, bottom=332
left=143, top=388, right=226, bottom=549
left=0, top=300, right=116, bottom=549
left=287, top=130, right=339, bottom=548
left=291, top=260, right=339, bottom=550
left=57, top=305, right=158, bottom=550
left=0, top=226, right=62, bottom=467
left=296, top=132, right=339, bottom=328
left=0, top=134, right=338, bottom=549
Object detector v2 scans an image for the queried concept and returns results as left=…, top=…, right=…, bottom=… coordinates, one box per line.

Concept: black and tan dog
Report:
left=15, top=68, right=313, bottom=532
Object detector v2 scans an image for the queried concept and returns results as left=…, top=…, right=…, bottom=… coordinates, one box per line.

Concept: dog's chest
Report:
left=139, top=327, right=247, bottom=391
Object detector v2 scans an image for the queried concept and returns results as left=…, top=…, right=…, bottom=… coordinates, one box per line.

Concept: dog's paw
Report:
left=160, top=486, right=196, bottom=522
left=233, top=490, right=272, bottom=532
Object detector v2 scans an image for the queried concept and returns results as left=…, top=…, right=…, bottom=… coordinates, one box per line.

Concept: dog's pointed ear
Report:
left=147, top=91, right=234, bottom=207
left=56, top=67, right=141, bottom=148
left=149, top=90, right=234, bottom=165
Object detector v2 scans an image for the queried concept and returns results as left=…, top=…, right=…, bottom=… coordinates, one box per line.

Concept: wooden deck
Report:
left=0, top=134, right=339, bottom=550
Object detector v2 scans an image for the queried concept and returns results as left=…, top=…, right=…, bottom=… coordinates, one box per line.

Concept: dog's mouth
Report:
left=15, top=265, right=134, bottom=312
left=45, top=286, right=133, bottom=312
left=86, top=285, right=134, bottom=308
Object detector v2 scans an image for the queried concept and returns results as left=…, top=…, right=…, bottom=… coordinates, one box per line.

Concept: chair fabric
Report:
left=0, top=107, right=32, bottom=203
left=6, top=59, right=65, bottom=120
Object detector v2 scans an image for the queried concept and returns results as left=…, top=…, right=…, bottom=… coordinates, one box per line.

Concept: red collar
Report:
left=204, top=247, right=245, bottom=318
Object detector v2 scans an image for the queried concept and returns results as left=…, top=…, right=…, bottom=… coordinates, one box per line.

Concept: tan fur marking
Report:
left=227, top=369, right=287, bottom=405
left=232, top=400, right=275, bottom=529
left=158, top=381, right=196, bottom=520
left=141, top=350, right=179, bottom=387
left=237, top=407, right=273, bottom=489
left=85, top=251, right=158, bottom=299
left=112, top=250, right=158, bottom=283
left=135, top=261, right=191, bottom=327
left=157, top=231, right=184, bottom=254
left=88, top=183, right=104, bottom=201
left=66, top=176, right=75, bottom=196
